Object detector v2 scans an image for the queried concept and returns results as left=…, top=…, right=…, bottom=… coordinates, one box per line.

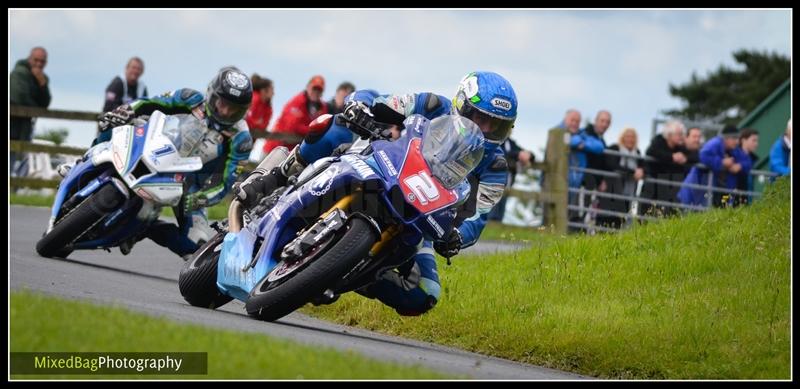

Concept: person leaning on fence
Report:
left=10, top=46, right=51, bottom=176
left=731, top=128, right=760, bottom=206
left=685, top=127, right=703, bottom=162
left=597, top=127, right=644, bottom=229
left=579, top=110, right=612, bottom=228
left=581, top=110, right=612, bottom=191
left=561, top=109, right=605, bottom=228
left=769, top=118, right=791, bottom=178
left=639, top=120, right=696, bottom=217
left=677, top=125, right=751, bottom=208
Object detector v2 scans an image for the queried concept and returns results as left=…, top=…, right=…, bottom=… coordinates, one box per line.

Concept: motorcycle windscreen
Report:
left=420, top=114, right=485, bottom=189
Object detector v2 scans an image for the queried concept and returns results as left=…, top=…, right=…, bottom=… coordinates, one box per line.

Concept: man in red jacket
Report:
left=263, top=74, right=328, bottom=154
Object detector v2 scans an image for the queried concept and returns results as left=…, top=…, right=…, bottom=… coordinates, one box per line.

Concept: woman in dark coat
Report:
left=598, top=128, right=644, bottom=229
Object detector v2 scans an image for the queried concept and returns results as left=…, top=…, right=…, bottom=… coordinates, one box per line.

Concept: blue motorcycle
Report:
left=178, top=112, right=485, bottom=322
left=36, top=111, right=205, bottom=258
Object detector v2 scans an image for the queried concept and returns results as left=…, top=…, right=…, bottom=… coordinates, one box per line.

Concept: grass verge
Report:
left=305, top=179, right=791, bottom=379
left=10, top=290, right=448, bottom=379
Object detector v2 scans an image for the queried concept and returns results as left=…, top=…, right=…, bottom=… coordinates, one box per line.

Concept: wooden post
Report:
left=542, top=128, right=569, bottom=234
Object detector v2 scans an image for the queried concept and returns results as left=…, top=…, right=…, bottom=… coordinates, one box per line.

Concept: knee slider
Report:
left=396, top=295, right=437, bottom=316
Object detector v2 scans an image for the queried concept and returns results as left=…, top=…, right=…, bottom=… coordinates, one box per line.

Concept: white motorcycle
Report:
left=36, top=110, right=206, bottom=259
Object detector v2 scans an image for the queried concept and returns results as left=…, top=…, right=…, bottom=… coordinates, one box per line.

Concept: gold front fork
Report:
left=370, top=225, right=399, bottom=256
left=320, top=194, right=354, bottom=219
left=320, top=191, right=399, bottom=256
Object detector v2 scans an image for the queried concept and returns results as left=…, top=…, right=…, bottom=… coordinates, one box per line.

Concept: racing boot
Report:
left=235, top=146, right=307, bottom=209
left=56, top=162, right=74, bottom=178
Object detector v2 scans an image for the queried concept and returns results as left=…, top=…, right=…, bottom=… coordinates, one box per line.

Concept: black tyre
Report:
left=245, top=218, right=377, bottom=322
left=36, top=183, right=125, bottom=258
left=178, top=232, right=233, bottom=309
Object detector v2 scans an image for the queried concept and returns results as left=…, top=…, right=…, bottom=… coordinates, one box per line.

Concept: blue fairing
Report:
left=50, top=157, right=106, bottom=220
left=124, top=124, right=147, bottom=175
left=216, top=116, right=471, bottom=302
left=216, top=156, right=378, bottom=301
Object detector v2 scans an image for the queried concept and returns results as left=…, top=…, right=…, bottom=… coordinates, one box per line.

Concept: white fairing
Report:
left=296, top=156, right=337, bottom=184
left=90, top=111, right=204, bottom=207
left=346, top=137, right=371, bottom=155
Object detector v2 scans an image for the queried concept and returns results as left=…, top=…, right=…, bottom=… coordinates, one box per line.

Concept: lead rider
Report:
left=236, top=71, right=518, bottom=315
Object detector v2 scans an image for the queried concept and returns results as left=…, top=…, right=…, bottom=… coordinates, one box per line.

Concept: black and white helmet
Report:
left=204, top=66, right=252, bottom=130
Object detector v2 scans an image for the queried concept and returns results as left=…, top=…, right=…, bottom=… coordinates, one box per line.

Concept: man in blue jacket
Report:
left=554, top=109, right=604, bottom=229
left=678, top=125, right=751, bottom=207
left=235, top=71, right=518, bottom=316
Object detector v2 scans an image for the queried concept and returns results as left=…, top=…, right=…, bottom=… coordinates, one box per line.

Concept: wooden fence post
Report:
left=542, top=128, right=569, bottom=234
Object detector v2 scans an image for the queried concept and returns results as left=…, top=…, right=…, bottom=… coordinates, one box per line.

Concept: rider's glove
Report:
left=98, top=104, right=135, bottom=132
left=183, top=192, right=209, bottom=214
left=233, top=175, right=267, bottom=209
left=434, top=227, right=462, bottom=260
left=341, top=100, right=375, bottom=139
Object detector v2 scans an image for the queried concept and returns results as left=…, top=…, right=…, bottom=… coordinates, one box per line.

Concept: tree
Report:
left=665, top=49, right=790, bottom=125
left=34, top=128, right=69, bottom=146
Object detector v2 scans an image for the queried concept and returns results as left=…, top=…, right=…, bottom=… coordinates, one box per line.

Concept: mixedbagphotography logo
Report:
left=10, top=352, right=207, bottom=375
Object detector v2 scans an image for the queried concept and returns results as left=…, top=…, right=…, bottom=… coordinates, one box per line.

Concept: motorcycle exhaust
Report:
left=229, top=146, right=290, bottom=233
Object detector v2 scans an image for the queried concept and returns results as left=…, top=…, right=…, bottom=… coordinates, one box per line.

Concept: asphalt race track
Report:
left=10, top=205, right=587, bottom=379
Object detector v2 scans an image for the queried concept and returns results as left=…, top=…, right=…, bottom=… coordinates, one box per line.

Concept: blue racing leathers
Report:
left=297, top=89, right=508, bottom=315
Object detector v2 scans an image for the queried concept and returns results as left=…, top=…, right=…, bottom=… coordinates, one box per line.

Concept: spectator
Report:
left=685, top=127, right=703, bottom=162
left=559, top=109, right=593, bottom=188
left=10, top=46, right=51, bottom=176
left=677, top=125, right=751, bottom=208
left=639, top=120, right=696, bottom=217
left=327, top=81, right=356, bottom=115
left=581, top=110, right=611, bottom=191
left=560, top=109, right=604, bottom=229
left=579, top=110, right=611, bottom=228
left=769, top=118, right=791, bottom=178
left=102, top=57, right=147, bottom=113
left=487, top=137, right=534, bottom=222
left=245, top=74, right=274, bottom=136
left=263, top=74, right=329, bottom=154
left=733, top=128, right=759, bottom=206
left=597, top=127, right=644, bottom=228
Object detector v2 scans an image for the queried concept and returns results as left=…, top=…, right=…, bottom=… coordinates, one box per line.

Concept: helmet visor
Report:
left=457, top=102, right=514, bottom=144
left=421, top=115, right=485, bottom=189
left=208, top=92, right=249, bottom=126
